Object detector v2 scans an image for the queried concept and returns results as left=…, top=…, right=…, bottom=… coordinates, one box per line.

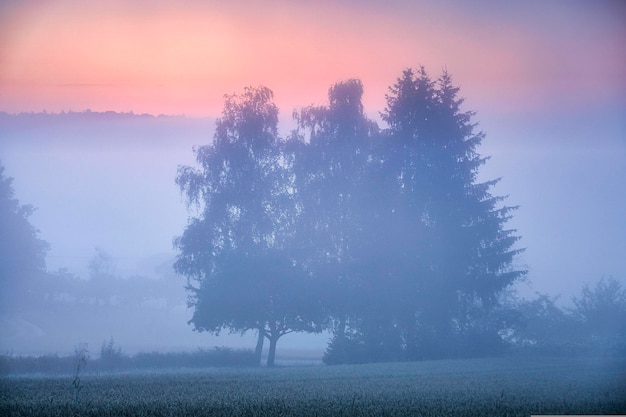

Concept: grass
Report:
left=1, top=356, right=625, bottom=416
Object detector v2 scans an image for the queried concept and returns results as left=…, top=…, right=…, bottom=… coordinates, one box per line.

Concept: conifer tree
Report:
left=379, top=68, right=525, bottom=358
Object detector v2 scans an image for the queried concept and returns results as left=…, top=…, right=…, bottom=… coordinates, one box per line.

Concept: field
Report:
left=1, top=356, right=625, bottom=416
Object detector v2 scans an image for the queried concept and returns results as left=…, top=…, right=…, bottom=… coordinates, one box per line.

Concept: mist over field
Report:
left=1, top=102, right=624, bottom=360
left=0, top=111, right=332, bottom=356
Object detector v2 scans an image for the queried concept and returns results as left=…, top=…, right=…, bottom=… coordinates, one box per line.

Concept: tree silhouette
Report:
left=175, top=87, right=324, bottom=366
left=175, top=69, right=526, bottom=365
left=378, top=67, right=525, bottom=359
left=0, top=162, right=49, bottom=313
left=287, top=81, right=386, bottom=363
left=572, top=277, right=626, bottom=340
left=318, top=69, right=526, bottom=362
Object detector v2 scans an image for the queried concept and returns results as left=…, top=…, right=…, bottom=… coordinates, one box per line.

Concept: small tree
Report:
left=571, top=277, right=626, bottom=351
left=88, top=247, right=117, bottom=307
left=512, top=294, right=579, bottom=354
left=99, top=337, right=123, bottom=370
left=322, top=68, right=525, bottom=362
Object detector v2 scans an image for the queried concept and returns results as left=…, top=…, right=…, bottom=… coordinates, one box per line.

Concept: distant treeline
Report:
left=0, top=109, right=211, bottom=148
left=0, top=109, right=187, bottom=121
left=0, top=343, right=256, bottom=376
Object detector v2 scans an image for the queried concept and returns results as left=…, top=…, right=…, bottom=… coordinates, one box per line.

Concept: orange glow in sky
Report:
left=1, top=1, right=624, bottom=118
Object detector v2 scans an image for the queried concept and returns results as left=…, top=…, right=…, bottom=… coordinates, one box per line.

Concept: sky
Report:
left=1, top=0, right=625, bottom=353
left=2, top=1, right=625, bottom=118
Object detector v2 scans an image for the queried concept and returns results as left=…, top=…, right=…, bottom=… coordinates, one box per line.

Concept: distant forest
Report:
left=0, top=109, right=183, bottom=121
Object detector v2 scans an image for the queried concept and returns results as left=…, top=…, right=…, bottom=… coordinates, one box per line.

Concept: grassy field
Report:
left=1, top=356, right=625, bottom=416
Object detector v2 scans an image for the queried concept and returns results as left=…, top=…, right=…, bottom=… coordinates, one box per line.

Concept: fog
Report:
left=478, top=105, right=626, bottom=298
left=0, top=112, right=329, bottom=356
left=0, top=104, right=624, bottom=358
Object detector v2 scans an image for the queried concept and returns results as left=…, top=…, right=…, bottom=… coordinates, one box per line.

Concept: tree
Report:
left=318, top=69, right=525, bottom=363
left=508, top=278, right=626, bottom=356
left=0, top=162, right=49, bottom=313
left=175, top=70, right=525, bottom=365
left=175, top=87, right=324, bottom=366
left=571, top=277, right=626, bottom=350
left=509, top=294, right=580, bottom=354
left=87, top=247, right=117, bottom=307
left=291, top=80, right=394, bottom=362
left=377, top=67, right=526, bottom=359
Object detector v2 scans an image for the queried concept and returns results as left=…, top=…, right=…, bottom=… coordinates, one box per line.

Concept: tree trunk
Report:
left=254, top=328, right=264, bottom=366
left=267, top=336, right=278, bottom=367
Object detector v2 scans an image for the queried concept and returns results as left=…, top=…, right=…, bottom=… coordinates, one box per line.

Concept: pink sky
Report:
left=1, top=1, right=624, bottom=119
left=1, top=1, right=625, bottom=353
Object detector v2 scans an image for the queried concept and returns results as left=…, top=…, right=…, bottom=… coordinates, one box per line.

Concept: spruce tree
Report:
left=380, top=68, right=526, bottom=358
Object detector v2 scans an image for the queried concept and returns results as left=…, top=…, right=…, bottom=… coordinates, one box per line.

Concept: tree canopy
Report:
left=175, top=87, right=324, bottom=366
left=0, top=162, right=49, bottom=313
left=174, top=68, right=526, bottom=365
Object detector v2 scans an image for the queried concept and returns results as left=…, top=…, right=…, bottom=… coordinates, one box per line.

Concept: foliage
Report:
left=100, top=338, right=123, bottom=370
left=0, top=162, right=50, bottom=312
left=1, top=357, right=625, bottom=416
left=570, top=277, right=626, bottom=355
left=291, top=79, right=387, bottom=361
left=37, top=259, right=186, bottom=311
left=175, top=69, right=526, bottom=365
left=508, top=277, right=626, bottom=355
left=175, top=86, right=325, bottom=366
left=0, top=353, right=75, bottom=376
left=317, top=69, right=525, bottom=363
left=0, top=346, right=257, bottom=376
left=509, top=294, right=582, bottom=354
left=572, top=277, right=626, bottom=337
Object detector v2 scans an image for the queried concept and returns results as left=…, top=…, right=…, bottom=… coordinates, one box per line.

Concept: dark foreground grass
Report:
left=1, top=356, right=625, bottom=416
